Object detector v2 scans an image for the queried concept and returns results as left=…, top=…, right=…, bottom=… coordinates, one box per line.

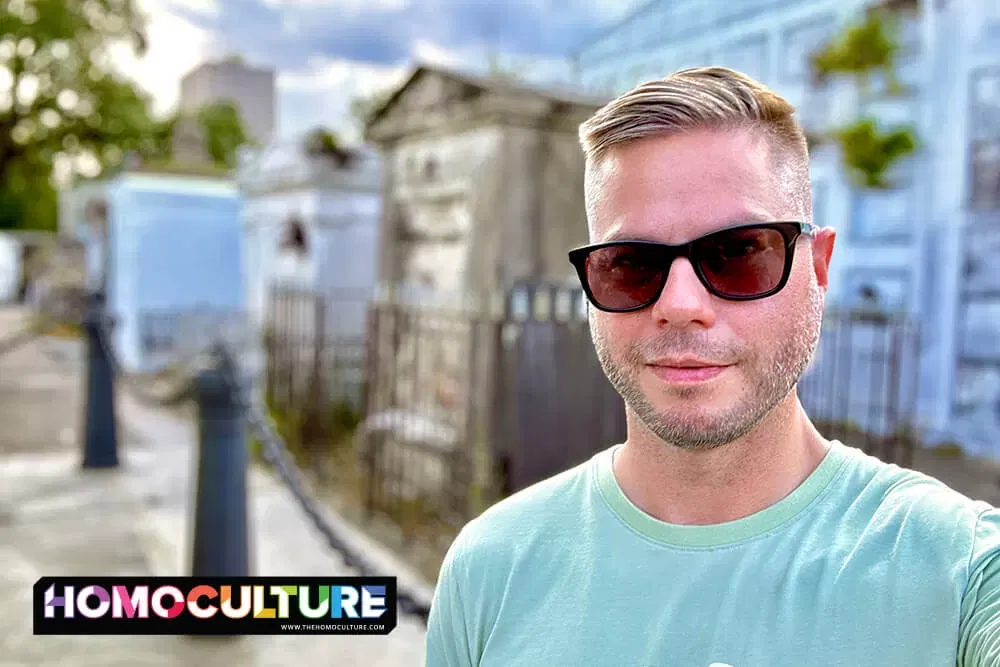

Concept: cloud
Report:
left=113, top=0, right=639, bottom=137
left=109, top=0, right=223, bottom=116
left=276, top=56, right=408, bottom=142
left=261, top=0, right=410, bottom=10
left=412, top=40, right=462, bottom=69
left=168, top=0, right=623, bottom=70
left=272, top=36, right=577, bottom=141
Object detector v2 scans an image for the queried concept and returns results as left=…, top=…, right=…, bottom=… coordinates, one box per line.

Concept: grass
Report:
left=252, top=399, right=479, bottom=584
left=811, top=419, right=974, bottom=465
left=315, top=443, right=462, bottom=583
left=126, top=159, right=235, bottom=179
left=930, top=441, right=966, bottom=459
left=28, top=315, right=81, bottom=340
left=42, top=323, right=81, bottom=339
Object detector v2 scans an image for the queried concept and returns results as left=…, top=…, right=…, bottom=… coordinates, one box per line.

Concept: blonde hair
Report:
left=580, top=67, right=812, bottom=219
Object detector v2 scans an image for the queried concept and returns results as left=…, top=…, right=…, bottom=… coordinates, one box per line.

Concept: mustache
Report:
left=626, top=333, right=747, bottom=364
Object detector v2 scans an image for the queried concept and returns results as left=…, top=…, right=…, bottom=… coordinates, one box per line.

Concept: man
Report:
left=424, top=67, right=1000, bottom=665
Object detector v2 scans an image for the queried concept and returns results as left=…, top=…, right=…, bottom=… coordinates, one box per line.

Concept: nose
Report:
left=650, top=257, right=716, bottom=329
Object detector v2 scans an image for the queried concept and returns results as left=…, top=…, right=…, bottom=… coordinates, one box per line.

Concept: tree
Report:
left=195, top=101, right=252, bottom=169
left=0, top=0, right=158, bottom=230
left=304, top=126, right=354, bottom=166
left=140, top=114, right=177, bottom=164
left=0, top=154, right=57, bottom=231
left=809, top=7, right=919, bottom=189
left=123, top=101, right=252, bottom=174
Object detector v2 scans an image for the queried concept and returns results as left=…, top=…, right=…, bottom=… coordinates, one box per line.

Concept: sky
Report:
left=110, top=0, right=638, bottom=143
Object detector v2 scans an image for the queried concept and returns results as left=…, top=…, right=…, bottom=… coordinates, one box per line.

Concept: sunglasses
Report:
left=568, top=222, right=819, bottom=313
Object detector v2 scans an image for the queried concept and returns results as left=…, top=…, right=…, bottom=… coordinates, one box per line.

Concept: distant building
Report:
left=179, top=55, right=277, bottom=146
left=237, top=132, right=383, bottom=340
left=59, top=169, right=244, bottom=374
left=235, top=131, right=381, bottom=409
left=570, top=0, right=1000, bottom=454
left=171, top=116, right=210, bottom=165
left=358, top=64, right=606, bottom=473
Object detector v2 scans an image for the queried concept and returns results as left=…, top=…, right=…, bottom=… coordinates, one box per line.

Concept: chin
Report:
left=640, top=377, right=749, bottom=420
left=655, top=402, right=728, bottom=425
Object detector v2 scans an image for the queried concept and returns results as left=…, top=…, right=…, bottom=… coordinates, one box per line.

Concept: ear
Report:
left=811, top=227, right=836, bottom=290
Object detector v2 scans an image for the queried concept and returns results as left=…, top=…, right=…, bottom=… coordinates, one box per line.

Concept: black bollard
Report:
left=81, top=293, right=119, bottom=469
left=190, top=350, right=250, bottom=578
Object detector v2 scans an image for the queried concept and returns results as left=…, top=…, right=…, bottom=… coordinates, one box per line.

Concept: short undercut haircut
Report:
left=579, top=66, right=813, bottom=222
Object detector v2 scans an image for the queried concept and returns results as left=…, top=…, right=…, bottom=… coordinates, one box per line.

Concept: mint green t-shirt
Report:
left=425, top=441, right=1000, bottom=666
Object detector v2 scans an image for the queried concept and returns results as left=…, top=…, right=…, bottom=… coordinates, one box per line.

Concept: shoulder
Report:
left=459, top=450, right=600, bottom=553
left=429, top=450, right=604, bottom=646
left=836, top=443, right=997, bottom=562
left=440, top=448, right=604, bottom=579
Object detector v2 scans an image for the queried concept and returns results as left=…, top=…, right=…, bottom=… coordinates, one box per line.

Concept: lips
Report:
left=645, top=358, right=732, bottom=384
left=647, top=358, right=730, bottom=369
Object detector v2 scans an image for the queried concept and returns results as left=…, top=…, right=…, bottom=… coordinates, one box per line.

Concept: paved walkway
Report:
left=0, top=307, right=430, bottom=667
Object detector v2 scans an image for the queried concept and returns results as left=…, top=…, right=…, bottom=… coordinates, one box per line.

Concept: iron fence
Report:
left=361, top=297, right=490, bottom=529
left=489, top=282, right=626, bottom=494
left=263, top=285, right=923, bottom=580
left=798, top=309, right=921, bottom=466
left=140, top=307, right=245, bottom=366
left=261, top=284, right=627, bottom=579
left=13, top=281, right=929, bottom=625
left=263, top=286, right=369, bottom=416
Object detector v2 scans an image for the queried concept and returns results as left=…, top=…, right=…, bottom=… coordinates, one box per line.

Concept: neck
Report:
left=613, top=395, right=829, bottom=526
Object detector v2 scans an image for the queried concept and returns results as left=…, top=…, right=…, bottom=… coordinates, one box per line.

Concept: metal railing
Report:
left=257, top=286, right=927, bottom=583
left=798, top=308, right=922, bottom=467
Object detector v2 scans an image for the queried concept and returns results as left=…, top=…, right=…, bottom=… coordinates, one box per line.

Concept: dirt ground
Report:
left=894, top=445, right=1000, bottom=506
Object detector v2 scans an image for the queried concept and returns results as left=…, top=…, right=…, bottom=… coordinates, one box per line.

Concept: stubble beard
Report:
left=591, top=283, right=824, bottom=451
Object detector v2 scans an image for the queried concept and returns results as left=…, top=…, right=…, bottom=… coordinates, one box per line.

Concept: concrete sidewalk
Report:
left=0, top=307, right=430, bottom=667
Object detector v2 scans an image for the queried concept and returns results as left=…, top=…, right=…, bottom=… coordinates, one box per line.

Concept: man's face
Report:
left=586, top=128, right=835, bottom=451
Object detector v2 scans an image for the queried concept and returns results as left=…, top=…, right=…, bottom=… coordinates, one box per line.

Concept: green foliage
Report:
left=0, top=0, right=155, bottom=230
left=810, top=11, right=902, bottom=93
left=809, top=8, right=919, bottom=190
left=0, top=1, right=254, bottom=230
left=132, top=102, right=251, bottom=174
left=891, top=423, right=922, bottom=450
left=195, top=101, right=252, bottom=169
left=124, top=158, right=234, bottom=178
left=834, top=117, right=919, bottom=189
left=304, top=126, right=354, bottom=166
left=931, top=441, right=965, bottom=459
left=327, top=397, right=362, bottom=440
left=306, top=127, right=339, bottom=153
left=140, top=114, right=177, bottom=164
left=0, top=155, right=57, bottom=230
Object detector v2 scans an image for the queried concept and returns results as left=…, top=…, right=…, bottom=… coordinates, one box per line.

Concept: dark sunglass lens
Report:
left=584, top=245, right=668, bottom=310
left=695, top=228, right=787, bottom=297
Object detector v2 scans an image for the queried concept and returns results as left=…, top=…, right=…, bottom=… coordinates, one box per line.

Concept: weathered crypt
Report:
left=359, top=64, right=608, bottom=507
left=366, top=63, right=606, bottom=301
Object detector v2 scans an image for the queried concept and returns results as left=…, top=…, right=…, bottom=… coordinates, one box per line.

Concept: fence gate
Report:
left=490, top=283, right=627, bottom=495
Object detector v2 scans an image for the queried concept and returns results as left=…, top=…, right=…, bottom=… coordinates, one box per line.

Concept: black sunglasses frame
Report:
left=568, top=221, right=820, bottom=313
